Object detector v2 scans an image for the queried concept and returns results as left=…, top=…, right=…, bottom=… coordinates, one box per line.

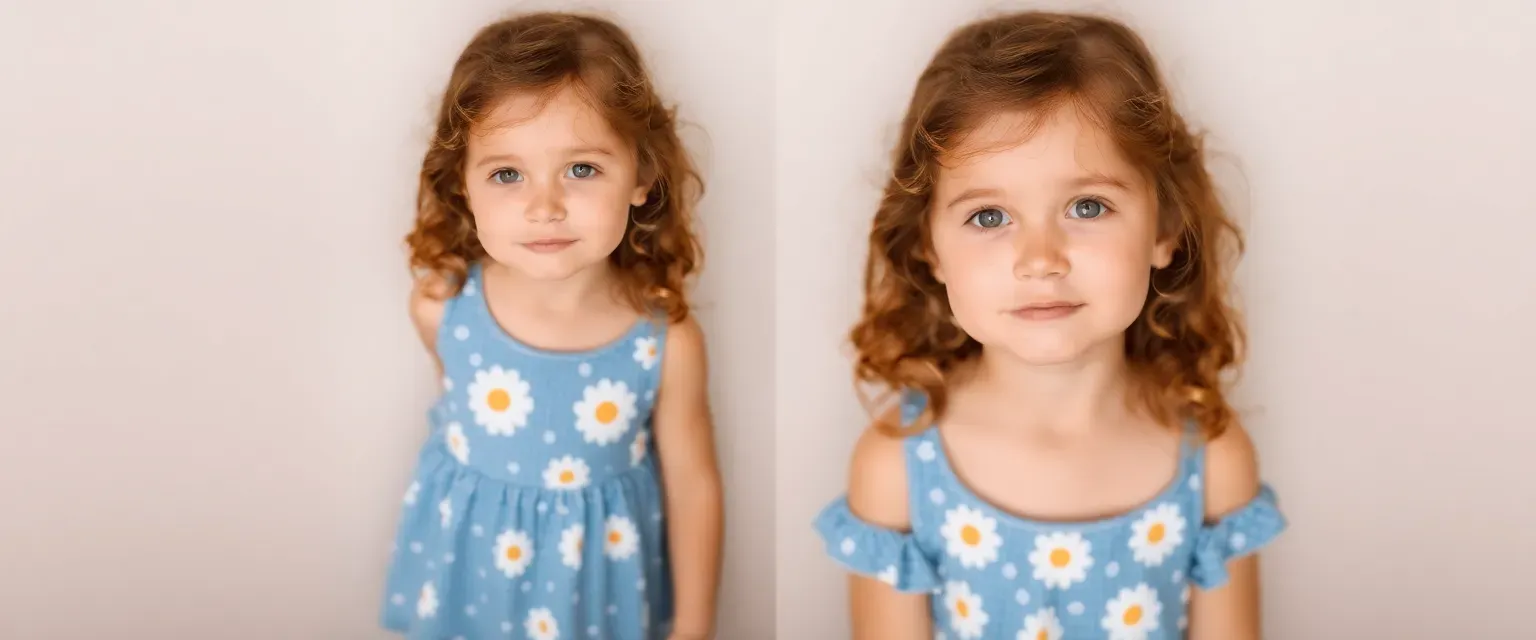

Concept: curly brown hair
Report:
left=852, top=11, right=1246, bottom=439
left=405, top=12, right=702, bottom=322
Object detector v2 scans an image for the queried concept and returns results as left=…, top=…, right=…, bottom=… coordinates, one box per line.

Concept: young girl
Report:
left=816, top=11, right=1286, bottom=640
left=381, top=13, right=723, bottom=640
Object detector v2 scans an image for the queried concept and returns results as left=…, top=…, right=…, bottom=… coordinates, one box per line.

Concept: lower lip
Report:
left=523, top=240, right=576, bottom=253
left=1011, top=304, right=1083, bottom=320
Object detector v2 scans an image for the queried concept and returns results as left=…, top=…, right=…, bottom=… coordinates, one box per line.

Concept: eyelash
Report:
left=488, top=163, right=603, bottom=185
left=963, top=196, right=1115, bottom=228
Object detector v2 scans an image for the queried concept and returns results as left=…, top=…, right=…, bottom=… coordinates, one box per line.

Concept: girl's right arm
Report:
left=845, top=420, right=933, bottom=640
left=408, top=272, right=449, bottom=376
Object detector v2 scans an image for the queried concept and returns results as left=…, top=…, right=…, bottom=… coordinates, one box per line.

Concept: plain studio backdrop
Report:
left=0, top=0, right=773, bottom=638
left=776, top=0, right=1534, bottom=638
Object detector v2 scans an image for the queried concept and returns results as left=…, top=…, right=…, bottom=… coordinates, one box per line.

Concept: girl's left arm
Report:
left=652, top=317, right=724, bottom=639
left=1188, top=422, right=1263, bottom=640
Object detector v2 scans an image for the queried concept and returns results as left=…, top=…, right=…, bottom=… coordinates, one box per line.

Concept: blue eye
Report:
left=967, top=208, right=1010, bottom=229
left=1069, top=199, right=1106, bottom=219
left=566, top=163, right=598, bottom=179
left=491, top=168, right=521, bottom=184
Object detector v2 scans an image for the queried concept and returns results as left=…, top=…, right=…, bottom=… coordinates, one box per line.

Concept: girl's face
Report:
left=928, top=105, right=1174, bottom=365
left=464, top=86, right=650, bottom=281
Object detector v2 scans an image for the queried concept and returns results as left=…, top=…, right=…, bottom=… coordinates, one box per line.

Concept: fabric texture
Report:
left=814, top=391, right=1286, bottom=639
left=382, top=262, right=673, bottom=640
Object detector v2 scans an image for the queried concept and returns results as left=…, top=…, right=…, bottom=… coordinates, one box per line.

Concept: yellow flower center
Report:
left=960, top=525, right=981, bottom=546
left=1050, top=548, right=1071, bottom=568
left=1037, top=630, right=1049, bottom=640
left=559, top=470, right=575, bottom=484
left=487, top=388, right=511, bottom=412
left=608, top=530, right=622, bottom=545
left=1123, top=604, right=1143, bottom=626
left=505, top=545, right=522, bottom=562
left=539, top=621, right=548, bottom=633
left=1148, top=523, right=1166, bottom=544
left=596, top=401, right=619, bottom=424
left=955, top=600, right=969, bottom=618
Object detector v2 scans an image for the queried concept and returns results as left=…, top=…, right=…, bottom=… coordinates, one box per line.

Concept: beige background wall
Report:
left=0, top=0, right=773, bottom=638
left=4, top=0, right=1535, bottom=638
left=776, top=0, right=1536, bottom=637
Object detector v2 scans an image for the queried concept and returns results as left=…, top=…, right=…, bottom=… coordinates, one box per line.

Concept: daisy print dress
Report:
left=815, top=391, right=1287, bottom=639
left=382, top=263, right=672, bottom=640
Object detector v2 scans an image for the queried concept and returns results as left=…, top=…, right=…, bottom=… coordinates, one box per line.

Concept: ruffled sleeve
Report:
left=1190, top=483, right=1288, bottom=589
left=813, top=496, right=941, bottom=594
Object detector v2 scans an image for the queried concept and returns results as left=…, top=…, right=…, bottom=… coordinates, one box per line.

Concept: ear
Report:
left=1151, top=236, right=1176, bottom=270
left=630, top=180, right=651, bottom=208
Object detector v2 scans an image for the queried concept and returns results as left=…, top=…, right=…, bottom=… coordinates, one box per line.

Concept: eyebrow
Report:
left=472, top=147, right=617, bottom=169
left=942, top=174, right=1134, bottom=209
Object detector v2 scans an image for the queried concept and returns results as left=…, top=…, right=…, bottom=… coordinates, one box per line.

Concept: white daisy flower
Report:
left=444, top=422, right=470, bottom=465
left=604, top=515, right=640, bottom=561
left=559, top=523, right=585, bottom=570
left=942, top=581, right=989, bottom=639
left=940, top=505, right=1002, bottom=569
left=466, top=366, right=534, bottom=435
left=402, top=481, right=420, bottom=505
left=1127, top=502, right=1186, bottom=567
left=573, top=379, right=637, bottom=445
left=493, top=529, right=534, bottom=578
left=416, top=582, right=438, bottom=619
left=630, top=430, right=650, bottom=467
left=633, top=336, right=660, bottom=370
left=525, top=607, right=560, bottom=640
left=438, top=498, right=452, bottom=529
left=1028, top=531, right=1093, bottom=590
left=1016, top=607, right=1064, bottom=640
left=542, top=456, right=591, bottom=490
left=1101, top=583, right=1161, bottom=640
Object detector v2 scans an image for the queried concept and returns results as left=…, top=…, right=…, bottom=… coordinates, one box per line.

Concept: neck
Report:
left=969, top=336, right=1135, bottom=434
left=483, top=260, right=618, bottom=315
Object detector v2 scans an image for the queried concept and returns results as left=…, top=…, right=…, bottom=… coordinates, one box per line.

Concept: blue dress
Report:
left=382, top=263, right=672, bottom=640
left=814, top=392, right=1286, bottom=639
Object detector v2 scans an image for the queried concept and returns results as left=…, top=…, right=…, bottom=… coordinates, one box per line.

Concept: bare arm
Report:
left=846, top=417, right=932, bottom=640
left=408, top=272, right=451, bottom=377
left=1188, top=422, right=1263, bottom=640
left=651, top=317, right=724, bottom=639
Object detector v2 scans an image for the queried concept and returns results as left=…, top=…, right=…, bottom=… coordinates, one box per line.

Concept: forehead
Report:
left=938, top=105, right=1142, bottom=190
left=469, top=85, right=630, bottom=156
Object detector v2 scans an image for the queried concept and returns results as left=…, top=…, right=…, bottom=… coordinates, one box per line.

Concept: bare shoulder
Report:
left=408, top=271, right=454, bottom=352
left=662, top=314, right=708, bottom=369
left=847, top=407, right=913, bottom=531
left=1203, top=420, right=1261, bottom=521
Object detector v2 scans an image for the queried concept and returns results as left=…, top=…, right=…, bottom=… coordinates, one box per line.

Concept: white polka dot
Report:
left=479, top=569, right=488, bottom=578
left=556, top=503, right=569, bottom=515
left=390, top=593, right=405, bottom=606
left=453, top=325, right=469, bottom=341
left=537, top=502, right=548, bottom=513
left=442, top=377, right=453, bottom=391
left=1001, top=563, right=1017, bottom=580
left=426, top=561, right=435, bottom=570
left=546, top=581, right=555, bottom=593
left=1181, top=585, right=1191, bottom=604
left=501, top=621, right=513, bottom=633
left=929, top=488, right=946, bottom=505
left=1106, top=561, right=1120, bottom=578
left=578, top=362, right=592, bottom=377
left=471, top=525, right=484, bottom=537
left=1189, top=474, right=1201, bottom=490
left=452, top=636, right=465, bottom=640
left=916, top=441, right=936, bottom=462
left=1015, top=589, right=1030, bottom=606
left=469, top=353, right=483, bottom=366
left=521, top=582, right=532, bottom=593
left=507, top=463, right=520, bottom=475
left=1178, top=615, right=1189, bottom=630
left=652, top=511, right=662, bottom=522
left=588, top=626, right=600, bottom=637
left=464, top=605, right=477, bottom=616
left=645, top=390, right=655, bottom=401
left=840, top=538, right=857, bottom=556
left=607, top=605, right=618, bottom=615
left=1066, top=601, right=1085, bottom=616
left=409, top=542, right=423, bottom=554
left=443, top=553, right=455, bottom=563
left=637, top=578, right=646, bottom=591
left=1230, top=532, right=1247, bottom=550
left=1171, top=569, right=1184, bottom=584
left=463, top=280, right=477, bottom=296
left=543, top=431, right=556, bottom=444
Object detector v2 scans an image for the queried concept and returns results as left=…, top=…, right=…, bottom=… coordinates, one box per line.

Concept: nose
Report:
left=1012, top=220, right=1069, bottom=280
left=523, top=179, right=567, bottom=223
